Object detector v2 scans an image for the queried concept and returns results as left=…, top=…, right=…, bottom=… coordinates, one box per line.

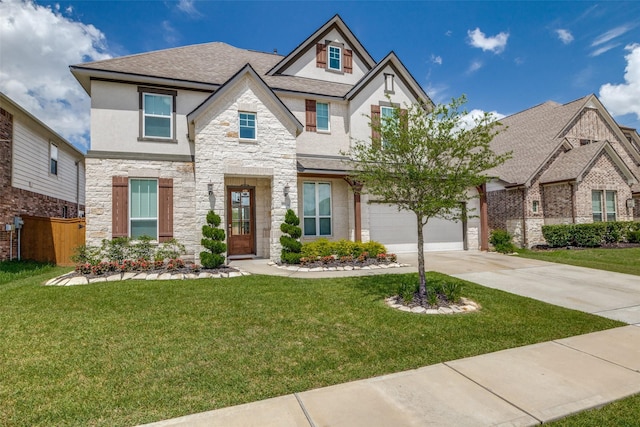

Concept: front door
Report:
left=227, top=187, right=255, bottom=256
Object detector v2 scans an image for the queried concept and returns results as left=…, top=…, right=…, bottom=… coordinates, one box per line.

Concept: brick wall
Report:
left=542, top=183, right=573, bottom=223
left=487, top=188, right=524, bottom=245
left=0, top=107, right=83, bottom=261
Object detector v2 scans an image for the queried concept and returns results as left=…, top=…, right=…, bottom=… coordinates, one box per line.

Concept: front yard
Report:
left=0, top=263, right=623, bottom=426
left=516, top=247, right=640, bottom=276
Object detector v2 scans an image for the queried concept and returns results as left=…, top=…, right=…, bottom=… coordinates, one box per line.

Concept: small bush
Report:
left=200, top=211, right=226, bottom=269
left=156, top=238, right=186, bottom=261
left=397, top=280, right=418, bottom=303
left=101, top=237, right=131, bottom=262
left=573, top=223, right=606, bottom=247
left=489, top=229, right=516, bottom=253
left=130, top=235, right=155, bottom=261
left=280, top=209, right=302, bottom=264
left=299, top=239, right=387, bottom=261
left=628, top=230, right=640, bottom=243
left=71, top=245, right=102, bottom=265
left=542, top=224, right=573, bottom=248
left=363, top=241, right=386, bottom=257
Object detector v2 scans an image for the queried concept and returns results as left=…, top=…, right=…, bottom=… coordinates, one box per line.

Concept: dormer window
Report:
left=316, top=43, right=353, bottom=74
left=328, top=46, right=341, bottom=71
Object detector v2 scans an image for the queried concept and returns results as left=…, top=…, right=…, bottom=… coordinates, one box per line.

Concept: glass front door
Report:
left=227, top=187, right=255, bottom=255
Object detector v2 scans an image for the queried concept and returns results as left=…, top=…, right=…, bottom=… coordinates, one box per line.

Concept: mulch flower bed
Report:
left=70, top=259, right=238, bottom=280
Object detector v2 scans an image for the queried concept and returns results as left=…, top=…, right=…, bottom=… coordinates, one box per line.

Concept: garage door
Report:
left=369, top=204, right=465, bottom=253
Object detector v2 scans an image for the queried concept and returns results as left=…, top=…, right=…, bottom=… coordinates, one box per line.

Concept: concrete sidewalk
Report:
left=141, top=325, right=640, bottom=427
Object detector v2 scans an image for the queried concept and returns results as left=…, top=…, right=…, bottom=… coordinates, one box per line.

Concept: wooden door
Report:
left=227, top=188, right=255, bottom=256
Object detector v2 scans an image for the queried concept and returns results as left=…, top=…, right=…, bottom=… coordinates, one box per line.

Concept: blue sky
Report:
left=1, top=0, right=639, bottom=151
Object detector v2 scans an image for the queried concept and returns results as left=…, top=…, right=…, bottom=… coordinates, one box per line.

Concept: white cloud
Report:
left=162, top=20, right=179, bottom=45
left=555, top=29, right=574, bottom=44
left=177, top=0, right=202, bottom=17
left=590, top=43, right=620, bottom=57
left=0, top=0, right=111, bottom=151
left=592, top=24, right=633, bottom=47
left=458, top=109, right=506, bottom=131
left=424, top=82, right=449, bottom=104
left=467, top=60, right=483, bottom=74
left=467, top=28, right=509, bottom=54
left=431, top=54, right=442, bottom=65
left=600, top=44, right=640, bottom=120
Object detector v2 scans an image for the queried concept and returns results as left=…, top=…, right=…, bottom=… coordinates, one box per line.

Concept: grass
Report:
left=516, top=247, right=640, bottom=276
left=549, top=393, right=640, bottom=426
left=0, top=263, right=623, bottom=426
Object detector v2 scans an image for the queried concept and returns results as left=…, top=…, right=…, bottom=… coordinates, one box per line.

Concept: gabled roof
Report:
left=539, top=141, right=638, bottom=185
left=345, top=51, right=433, bottom=107
left=267, top=14, right=376, bottom=76
left=70, top=42, right=353, bottom=98
left=186, top=64, right=303, bottom=140
left=488, top=94, right=640, bottom=187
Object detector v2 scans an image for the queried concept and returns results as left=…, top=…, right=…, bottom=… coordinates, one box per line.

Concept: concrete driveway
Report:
left=415, top=251, right=640, bottom=326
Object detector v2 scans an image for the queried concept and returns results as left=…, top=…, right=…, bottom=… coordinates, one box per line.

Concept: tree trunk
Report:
left=416, top=214, right=427, bottom=301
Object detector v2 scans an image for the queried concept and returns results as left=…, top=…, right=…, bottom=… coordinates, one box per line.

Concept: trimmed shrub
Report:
left=573, top=223, right=606, bottom=247
left=363, top=241, right=386, bottom=257
left=489, top=229, right=516, bottom=254
left=628, top=230, right=640, bottom=243
left=200, top=211, right=226, bottom=269
left=280, top=209, right=302, bottom=264
left=299, top=238, right=388, bottom=261
left=156, top=238, right=186, bottom=261
left=300, top=238, right=334, bottom=259
left=542, top=224, right=573, bottom=248
left=101, top=237, right=131, bottom=262
left=129, top=235, right=155, bottom=261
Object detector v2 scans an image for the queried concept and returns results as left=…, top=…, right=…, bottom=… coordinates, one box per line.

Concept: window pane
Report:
left=131, top=179, right=157, bottom=219
left=317, top=103, right=329, bottom=131
left=50, top=159, right=58, bottom=175
left=304, top=218, right=316, bottom=236
left=131, top=219, right=157, bottom=239
left=303, top=183, right=316, bottom=216
left=144, top=94, right=171, bottom=116
left=329, top=46, right=341, bottom=70
left=605, top=191, right=616, bottom=221
left=318, top=183, right=331, bottom=216
left=319, top=218, right=331, bottom=235
left=145, top=116, right=171, bottom=138
left=239, top=113, right=256, bottom=139
left=591, top=190, right=602, bottom=222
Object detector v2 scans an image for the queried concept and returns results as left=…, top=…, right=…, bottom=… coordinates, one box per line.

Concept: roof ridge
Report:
left=499, top=100, right=559, bottom=122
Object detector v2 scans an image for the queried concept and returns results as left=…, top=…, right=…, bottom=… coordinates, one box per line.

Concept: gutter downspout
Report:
left=75, top=160, right=80, bottom=217
left=522, top=188, right=527, bottom=248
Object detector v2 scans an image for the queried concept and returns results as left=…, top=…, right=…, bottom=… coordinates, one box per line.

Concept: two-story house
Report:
left=70, top=15, right=483, bottom=261
left=0, top=92, right=86, bottom=261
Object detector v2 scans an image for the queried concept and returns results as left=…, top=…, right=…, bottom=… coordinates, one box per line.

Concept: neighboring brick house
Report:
left=70, top=15, right=484, bottom=261
left=486, top=94, right=640, bottom=247
left=0, top=93, right=86, bottom=261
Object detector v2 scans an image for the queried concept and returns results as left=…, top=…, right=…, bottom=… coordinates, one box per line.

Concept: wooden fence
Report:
left=21, top=216, right=86, bottom=266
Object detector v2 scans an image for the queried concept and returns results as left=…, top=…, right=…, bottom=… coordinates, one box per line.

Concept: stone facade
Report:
left=193, top=75, right=299, bottom=260
left=84, top=158, right=198, bottom=258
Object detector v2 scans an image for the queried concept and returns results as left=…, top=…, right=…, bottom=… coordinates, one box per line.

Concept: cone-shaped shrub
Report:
left=200, top=210, right=227, bottom=268
left=280, top=209, right=302, bottom=264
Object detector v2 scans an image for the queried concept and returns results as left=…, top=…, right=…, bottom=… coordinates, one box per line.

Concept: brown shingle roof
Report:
left=488, top=96, right=588, bottom=185
left=539, top=141, right=605, bottom=184
left=74, top=42, right=353, bottom=97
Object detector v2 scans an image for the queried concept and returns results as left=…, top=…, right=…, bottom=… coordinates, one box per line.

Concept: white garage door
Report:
left=369, top=204, right=465, bottom=253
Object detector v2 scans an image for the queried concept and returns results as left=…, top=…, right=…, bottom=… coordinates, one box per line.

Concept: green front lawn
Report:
left=0, top=266, right=622, bottom=426
left=549, top=393, right=640, bottom=426
left=517, top=247, right=640, bottom=276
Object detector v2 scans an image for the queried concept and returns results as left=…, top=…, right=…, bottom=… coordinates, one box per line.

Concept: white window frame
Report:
left=49, top=142, right=58, bottom=176
left=592, top=190, right=617, bottom=222
left=239, top=112, right=257, bottom=140
left=303, top=182, right=332, bottom=237
left=316, top=102, right=330, bottom=132
left=142, top=93, right=173, bottom=139
left=328, top=45, right=342, bottom=71
left=129, top=178, right=159, bottom=240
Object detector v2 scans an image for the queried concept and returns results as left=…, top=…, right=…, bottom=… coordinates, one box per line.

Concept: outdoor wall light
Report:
left=207, top=183, right=214, bottom=196
left=283, top=184, right=290, bottom=198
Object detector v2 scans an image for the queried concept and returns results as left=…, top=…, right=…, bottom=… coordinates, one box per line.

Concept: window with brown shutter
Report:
left=371, top=105, right=381, bottom=148
left=305, top=100, right=317, bottom=132
left=112, top=176, right=129, bottom=238
left=344, top=49, right=353, bottom=74
left=316, top=43, right=327, bottom=68
left=158, top=178, right=174, bottom=242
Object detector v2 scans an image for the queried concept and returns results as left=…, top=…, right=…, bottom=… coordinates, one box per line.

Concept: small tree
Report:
left=200, top=210, right=227, bottom=269
left=347, top=95, right=510, bottom=302
left=280, top=209, right=302, bottom=264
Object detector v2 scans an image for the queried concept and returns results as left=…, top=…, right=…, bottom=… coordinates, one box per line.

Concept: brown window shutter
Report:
left=305, top=99, right=317, bottom=132
left=400, top=108, right=408, bottom=130
left=371, top=105, right=381, bottom=148
left=316, top=43, right=327, bottom=68
left=344, top=49, right=353, bottom=73
left=158, top=178, right=174, bottom=243
left=112, top=176, right=128, bottom=238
